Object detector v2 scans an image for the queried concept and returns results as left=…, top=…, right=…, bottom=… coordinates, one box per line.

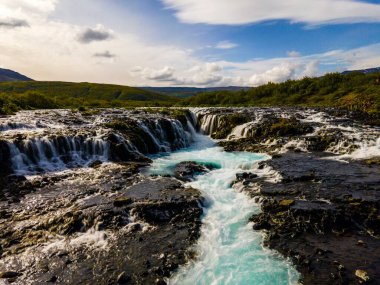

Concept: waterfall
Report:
left=191, top=109, right=221, bottom=136
left=5, top=134, right=111, bottom=175
left=1, top=113, right=195, bottom=175
left=0, top=122, right=34, bottom=131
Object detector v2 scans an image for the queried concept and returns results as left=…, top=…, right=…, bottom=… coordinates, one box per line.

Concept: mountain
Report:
left=141, top=86, right=249, bottom=98
left=342, top=67, right=380, bottom=75
left=0, top=68, right=33, bottom=82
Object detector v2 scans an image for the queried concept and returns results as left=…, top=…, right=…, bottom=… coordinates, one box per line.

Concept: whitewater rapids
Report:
left=149, top=134, right=299, bottom=285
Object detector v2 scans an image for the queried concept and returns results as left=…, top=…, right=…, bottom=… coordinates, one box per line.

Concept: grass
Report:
left=0, top=72, right=379, bottom=118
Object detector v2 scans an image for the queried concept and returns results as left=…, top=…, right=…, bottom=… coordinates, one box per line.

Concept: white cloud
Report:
left=146, top=66, right=177, bottom=81
left=0, top=0, right=57, bottom=19
left=162, top=0, right=380, bottom=26
left=287, top=50, right=301, bottom=57
left=205, top=62, right=222, bottom=72
left=215, top=40, right=238, bottom=49
left=131, top=63, right=224, bottom=86
left=1, top=0, right=380, bottom=88
left=302, top=60, right=320, bottom=77
left=249, top=63, right=298, bottom=85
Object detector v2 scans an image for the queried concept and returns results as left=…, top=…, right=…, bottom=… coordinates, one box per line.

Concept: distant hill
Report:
left=141, top=86, right=249, bottom=98
left=0, top=81, right=176, bottom=102
left=0, top=81, right=178, bottom=114
left=0, top=68, right=33, bottom=82
left=181, top=71, right=380, bottom=116
left=342, top=67, right=380, bottom=75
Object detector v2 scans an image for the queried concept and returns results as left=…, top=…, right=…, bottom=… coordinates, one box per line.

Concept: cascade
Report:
left=149, top=132, right=299, bottom=285
left=0, top=114, right=195, bottom=175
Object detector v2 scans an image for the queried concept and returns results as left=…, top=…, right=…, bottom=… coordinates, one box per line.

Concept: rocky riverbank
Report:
left=194, top=107, right=380, bottom=284
left=0, top=107, right=379, bottom=284
left=0, top=109, right=204, bottom=284
left=233, top=153, right=380, bottom=284
left=0, top=163, right=204, bottom=285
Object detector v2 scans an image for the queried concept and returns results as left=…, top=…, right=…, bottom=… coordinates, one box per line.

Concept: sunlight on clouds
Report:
left=1, top=0, right=380, bottom=87
left=0, top=0, right=57, bottom=18
left=215, top=41, right=238, bottom=50
left=162, top=0, right=380, bottom=25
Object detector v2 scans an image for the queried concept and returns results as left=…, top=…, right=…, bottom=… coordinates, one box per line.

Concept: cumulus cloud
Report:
left=78, top=25, right=114, bottom=44
left=162, top=0, right=380, bottom=26
left=205, top=62, right=222, bottom=72
left=302, top=60, right=320, bottom=77
left=249, top=63, right=298, bottom=86
left=129, top=43, right=380, bottom=87
left=93, top=51, right=116, bottom=58
left=0, top=0, right=57, bottom=16
left=247, top=59, right=322, bottom=86
left=147, top=66, right=177, bottom=81
left=132, top=63, right=225, bottom=86
left=190, top=73, right=223, bottom=85
left=287, top=50, right=301, bottom=57
left=1, top=0, right=380, bottom=88
left=215, top=40, right=238, bottom=49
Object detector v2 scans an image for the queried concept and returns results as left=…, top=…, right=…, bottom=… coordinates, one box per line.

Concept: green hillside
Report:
left=180, top=72, right=380, bottom=115
left=141, top=86, right=248, bottom=98
left=1, top=72, right=379, bottom=117
left=0, top=81, right=178, bottom=114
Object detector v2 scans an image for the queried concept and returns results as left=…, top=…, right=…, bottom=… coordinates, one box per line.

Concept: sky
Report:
left=1, top=0, right=380, bottom=87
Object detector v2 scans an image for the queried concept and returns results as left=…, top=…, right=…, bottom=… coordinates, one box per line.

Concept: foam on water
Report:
left=149, top=134, right=299, bottom=285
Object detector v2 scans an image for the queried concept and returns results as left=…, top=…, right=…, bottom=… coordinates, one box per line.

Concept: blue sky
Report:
left=1, top=0, right=380, bottom=86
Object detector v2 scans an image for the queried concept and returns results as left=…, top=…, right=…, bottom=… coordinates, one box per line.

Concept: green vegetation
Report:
left=0, top=81, right=178, bottom=114
left=261, top=117, right=314, bottom=137
left=0, top=72, right=379, bottom=117
left=180, top=72, right=380, bottom=115
left=212, top=114, right=251, bottom=139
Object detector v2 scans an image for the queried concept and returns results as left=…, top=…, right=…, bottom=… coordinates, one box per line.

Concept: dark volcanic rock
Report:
left=243, top=152, right=380, bottom=285
left=0, top=164, right=204, bottom=285
left=211, top=113, right=251, bottom=139
left=173, top=161, right=217, bottom=182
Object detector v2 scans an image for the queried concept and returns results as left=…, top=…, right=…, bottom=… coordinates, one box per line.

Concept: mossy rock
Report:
left=170, top=109, right=191, bottom=127
left=279, top=199, right=295, bottom=207
left=114, top=197, right=133, bottom=207
left=363, top=157, right=380, bottom=166
left=105, top=120, right=159, bottom=153
left=212, top=113, right=251, bottom=139
left=248, top=117, right=313, bottom=139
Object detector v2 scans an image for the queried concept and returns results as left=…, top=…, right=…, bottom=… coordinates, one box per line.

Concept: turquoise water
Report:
left=149, top=134, right=299, bottom=285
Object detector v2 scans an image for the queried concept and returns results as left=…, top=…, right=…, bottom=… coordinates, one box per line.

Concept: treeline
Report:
left=180, top=72, right=380, bottom=115
left=0, top=81, right=178, bottom=114
left=0, top=72, right=379, bottom=115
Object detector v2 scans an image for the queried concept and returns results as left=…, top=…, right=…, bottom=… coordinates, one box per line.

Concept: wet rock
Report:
left=363, top=156, right=380, bottom=166
left=250, top=117, right=314, bottom=138
left=113, top=197, right=133, bottom=207
left=155, top=278, right=167, bottom=285
left=240, top=152, right=380, bottom=284
left=0, top=164, right=203, bottom=285
left=117, top=271, right=131, bottom=284
left=0, top=271, right=22, bottom=278
left=88, top=160, right=103, bottom=168
left=211, top=113, right=251, bottom=139
left=173, top=161, right=217, bottom=182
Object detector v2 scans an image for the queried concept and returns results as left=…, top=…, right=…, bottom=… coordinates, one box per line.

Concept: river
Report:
left=149, top=133, right=299, bottom=285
